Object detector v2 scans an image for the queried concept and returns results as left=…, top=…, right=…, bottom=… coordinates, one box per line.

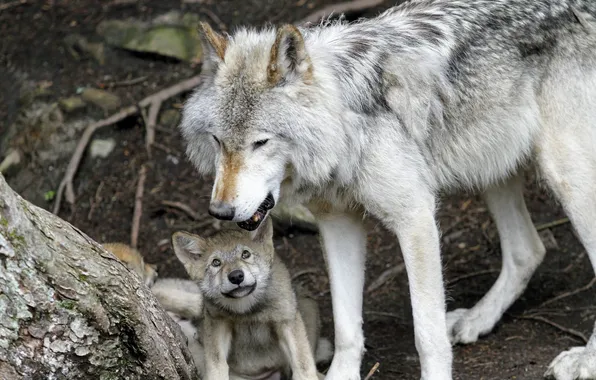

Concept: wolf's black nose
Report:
left=209, top=201, right=235, bottom=220
left=228, top=270, right=245, bottom=285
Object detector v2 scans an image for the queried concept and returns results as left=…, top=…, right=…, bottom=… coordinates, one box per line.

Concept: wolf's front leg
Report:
left=276, top=314, right=319, bottom=380
left=544, top=321, right=596, bottom=380
left=392, top=202, right=452, bottom=380
left=202, top=317, right=232, bottom=380
left=316, top=212, right=367, bottom=380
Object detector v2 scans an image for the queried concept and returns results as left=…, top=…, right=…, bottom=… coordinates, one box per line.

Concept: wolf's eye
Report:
left=212, top=135, right=220, bottom=145
left=241, top=250, right=251, bottom=259
left=252, top=139, right=269, bottom=149
left=211, top=258, right=221, bottom=267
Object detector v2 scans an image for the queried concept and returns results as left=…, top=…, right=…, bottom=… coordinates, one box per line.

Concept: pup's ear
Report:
left=250, top=217, right=274, bottom=245
left=172, top=231, right=207, bottom=270
left=198, top=22, right=228, bottom=69
left=267, top=24, right=313, bottom=85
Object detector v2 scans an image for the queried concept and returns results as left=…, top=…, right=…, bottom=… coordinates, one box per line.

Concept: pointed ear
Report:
left=267, top=24, right=313, bottom=86
left=250, top=217, right=274, bottom=245
left=172, top=231, right=207, bottom=268
left=198, top=22, right=228, bottom=68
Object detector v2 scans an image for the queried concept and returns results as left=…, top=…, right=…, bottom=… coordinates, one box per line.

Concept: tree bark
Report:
left=0, top=174, right=199, bottom=380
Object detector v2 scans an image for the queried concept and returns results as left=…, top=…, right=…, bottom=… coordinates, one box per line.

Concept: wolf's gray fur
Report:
left=180, top=1, right=596, bottom=379
left=167, top=219, right=332, bottom=380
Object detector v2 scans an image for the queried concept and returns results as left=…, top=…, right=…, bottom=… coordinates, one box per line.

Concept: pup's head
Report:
left=172, top=218, right=275, bottom=314
left=180, top=22, right=317, bottom=231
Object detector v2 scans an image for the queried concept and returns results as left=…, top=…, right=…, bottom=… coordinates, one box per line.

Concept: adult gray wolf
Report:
left=166, top=218, right=332, bottom=380
left=179, top=0, right=596, bottom=379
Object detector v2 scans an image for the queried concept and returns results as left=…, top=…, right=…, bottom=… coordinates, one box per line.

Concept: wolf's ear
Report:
left=199, top=22, right=228, bottom=68
left=172, top=231, right=207, bottom=268
left=267, top=24, right=313, bottom=85
left=250, top=217, right=274, bottom=245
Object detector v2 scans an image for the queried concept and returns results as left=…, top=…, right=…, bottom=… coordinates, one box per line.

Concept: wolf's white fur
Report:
left=180, top=1, right=596, bottom=379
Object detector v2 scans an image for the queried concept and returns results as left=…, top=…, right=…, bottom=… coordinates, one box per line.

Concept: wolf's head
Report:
left=180, top=22, right=345, bottom=231
left=172, top=218, right=275, bottom=314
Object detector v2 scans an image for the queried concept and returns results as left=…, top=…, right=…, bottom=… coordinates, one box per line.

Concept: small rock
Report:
left=81, top=88, right=121, bottom=112
left=96, top=11, right=202, bottom=62
left=64, top=34, right=106, bottom=65
left=75, top=346, right=90, bottom=356
left=159, top=109, right=180, bottom=128
left=90, top=138, right=116, bottom=158
left=58, top=96, right=86, bottom=113
left=539, top=228, right=559, bottom=250
left=271, top=203, right=318, bottom=233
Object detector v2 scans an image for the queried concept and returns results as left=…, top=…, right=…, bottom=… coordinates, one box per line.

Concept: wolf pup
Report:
left=171, top=218, right=331, bottom=380
left=179, top=1, right=596, bottom=379
left=103, top=243, right=158, bottom=287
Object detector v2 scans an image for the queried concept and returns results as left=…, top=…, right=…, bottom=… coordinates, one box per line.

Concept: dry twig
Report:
left=130, top=165, right=147, bottom=249
left=53, top=75, right=201, bottom=215
left=536, top=277, right=596, bottom=309
left=367, top=263, right=405, bottom=293
left=364, top=362, right=380, bottom=380
left=298, top=0, right=385, bottom=25
left=518, top=314, right=588, bottom=344
left=0, top=0, right=27, bottom=12
left=535, top=217, right=570, bottom=231
left=200, top=7, right=227, bottom=32
left=447, top=269, right=499, bottom=286
left=108, top=76, right=147, bottom=88
left=161, top=200, right=202, bottom=220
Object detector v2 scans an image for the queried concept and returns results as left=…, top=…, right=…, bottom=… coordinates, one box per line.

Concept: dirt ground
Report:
left=1, top=1, right=594, bottom=379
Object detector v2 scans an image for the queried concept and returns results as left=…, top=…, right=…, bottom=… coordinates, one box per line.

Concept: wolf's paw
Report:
left=323, top=349, right=361, bottom=380
left=446, top=308, right=490, bottom=345
left=544, top=346, right=596, bottom=380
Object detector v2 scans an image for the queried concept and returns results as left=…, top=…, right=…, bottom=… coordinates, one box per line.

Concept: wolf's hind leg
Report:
left=447, top=173, right=546, bottom=344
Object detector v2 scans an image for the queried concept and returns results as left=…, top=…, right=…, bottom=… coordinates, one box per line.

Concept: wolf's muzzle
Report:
left=209, top=201, right=236, bottom=220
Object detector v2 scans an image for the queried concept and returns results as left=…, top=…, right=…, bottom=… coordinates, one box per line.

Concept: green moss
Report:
left=59, top=300, right=77, bottom=310
left=6, top=229, right=25, bottom=247
left=0, top=217, right=8, bottom=228
left=79, top=274, right=89, bottom=282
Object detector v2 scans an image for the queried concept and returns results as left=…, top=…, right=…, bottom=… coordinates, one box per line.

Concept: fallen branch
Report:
left=130, top=165, right=147, bottom=249
left=53, top=75, right=201, bottom=215
left=298, top=0, right=385, bottom=25
left=364, top=362, right=380, bottom=380
left=518, top=314, right=588, bottom=344
left=366, top=263, right=405, bottom=293
left=535, top=217, right=570, bottom=231
left=0, top=175, right=198, bottom=379
left=145, top=99, right=161, bottom=155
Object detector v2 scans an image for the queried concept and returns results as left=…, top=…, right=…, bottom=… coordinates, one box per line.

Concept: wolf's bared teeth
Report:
left=252, top=214, right=260, bottom=222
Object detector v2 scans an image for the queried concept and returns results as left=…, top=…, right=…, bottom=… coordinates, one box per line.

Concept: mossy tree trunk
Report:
left=0, top=174, right=199, bottom=380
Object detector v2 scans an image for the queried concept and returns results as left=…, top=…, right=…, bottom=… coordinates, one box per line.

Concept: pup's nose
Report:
left=208, top=201, right=235, bottom=220
left=228, top=270, right=244, bottom=285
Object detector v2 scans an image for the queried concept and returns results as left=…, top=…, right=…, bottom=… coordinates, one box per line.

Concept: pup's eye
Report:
left=211, top=258, right=221, bottom=267
left=212, top=135, right=220, bottom=145
left=253, top=139, right=269, bottom=149
left=241, top=250, right=251, bottom=259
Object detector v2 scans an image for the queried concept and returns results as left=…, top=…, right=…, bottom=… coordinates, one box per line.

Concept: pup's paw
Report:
left=544, top=346, right=596, bottom=380
left=446, top=308, right=487, bottom=345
